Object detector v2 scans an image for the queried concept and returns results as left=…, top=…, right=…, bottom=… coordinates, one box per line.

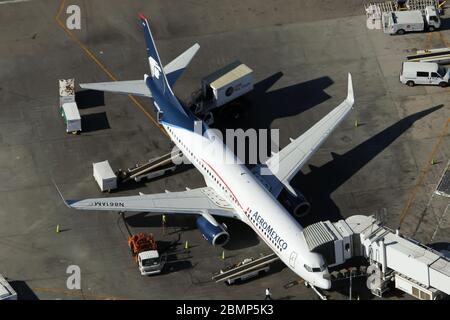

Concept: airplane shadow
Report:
left=220, top=217, right=260, bottom=250
left=9, top=280, right=39, bottom=300
left=213, top=72, right=333, bottom=132
left=291, top=104, right=443, bottom=226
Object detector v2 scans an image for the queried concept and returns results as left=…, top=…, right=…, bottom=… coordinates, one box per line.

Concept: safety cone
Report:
left=184, top=240, right=189, bottom=251
left=56, top=225, right=60, bottom=233
left=354, top=119, right=359, bottom=128
left=221, top=250, right=225, bottom=260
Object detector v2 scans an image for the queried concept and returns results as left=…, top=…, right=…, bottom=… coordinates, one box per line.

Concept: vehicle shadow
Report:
left=292, top=104, right=443, bottom=225
left=81, top=112, right=110, bottom=132
left=75, top=89, right=104, bottom=109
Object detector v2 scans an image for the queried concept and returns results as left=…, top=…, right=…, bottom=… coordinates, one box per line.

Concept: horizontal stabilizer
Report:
left=165, top=43, right=200, bottom=87
left=79, top=80, right=151, bottom=97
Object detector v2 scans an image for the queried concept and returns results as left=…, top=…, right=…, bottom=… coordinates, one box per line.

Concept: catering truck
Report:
left=382, top=6, right=441, bottom=35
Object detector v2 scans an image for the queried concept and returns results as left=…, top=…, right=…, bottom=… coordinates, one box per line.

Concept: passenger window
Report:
left=431, top=72, right=440, bottom=78
left=417, top=71, right=429, bottom=77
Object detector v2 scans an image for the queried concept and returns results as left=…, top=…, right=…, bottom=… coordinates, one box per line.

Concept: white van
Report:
left=400, top=62, right=450, bottom=87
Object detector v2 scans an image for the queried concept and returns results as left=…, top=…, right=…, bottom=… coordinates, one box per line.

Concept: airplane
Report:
left=63, top=13, right=355, bottom=290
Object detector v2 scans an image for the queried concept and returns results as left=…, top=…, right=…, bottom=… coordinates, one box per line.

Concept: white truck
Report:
left=400, top=61, right=450, bottom=87
left=190, top=61, right=253, bottom=125
left=59, top=79, right=82, bottom=134
left=61, top=102, right=82, bottom=133
left=128, top=233, right=166, bottom=276
left=382, top=6, right=441, bottom=35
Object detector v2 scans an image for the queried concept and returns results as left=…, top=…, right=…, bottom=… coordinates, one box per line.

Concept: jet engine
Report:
left=278, top=187, right=311, bottom=218
left=196, top=213, right=230, bottom=246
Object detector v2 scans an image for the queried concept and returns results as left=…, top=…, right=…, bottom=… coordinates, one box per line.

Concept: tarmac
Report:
left=0, top=0, right=448, bottom=300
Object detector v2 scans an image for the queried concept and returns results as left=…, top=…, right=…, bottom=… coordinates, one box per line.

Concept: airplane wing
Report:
left=62, top=187, right=240, bottom=220
left=78, top=43, right=200, bottom=96
left=264, top=73, right=355, bottom=195
left=79, top=80, right=151, bottom=97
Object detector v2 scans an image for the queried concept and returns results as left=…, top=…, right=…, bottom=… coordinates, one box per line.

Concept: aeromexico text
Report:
left=253, top=211, right=288, bottom=250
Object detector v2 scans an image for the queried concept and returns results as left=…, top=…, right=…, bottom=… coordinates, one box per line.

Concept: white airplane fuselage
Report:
left=160, top=119, right=331, bottom=289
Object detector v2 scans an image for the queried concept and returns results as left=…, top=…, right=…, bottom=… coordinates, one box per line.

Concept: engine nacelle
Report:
left=196, top=214, right=230, bottom=246
left=279, top=187, right=311, bottom=218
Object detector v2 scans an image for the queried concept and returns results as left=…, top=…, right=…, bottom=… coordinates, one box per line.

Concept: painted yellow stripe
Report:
left=32, top=287, right=127, bottom=300
left=55, top=0, right=168, bottom=137
left=399, top=118, right=450, bottom=227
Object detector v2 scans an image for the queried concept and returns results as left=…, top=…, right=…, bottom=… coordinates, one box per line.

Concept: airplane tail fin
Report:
left=139, top=13, right=171, bottom=94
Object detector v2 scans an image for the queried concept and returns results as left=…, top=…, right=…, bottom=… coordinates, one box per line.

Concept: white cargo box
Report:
left=202, top=61, right=253, bottom=108
left=93, top=161, right=117, bottom=192
left=59, top=78, right=75, bottom=106
left=61, top=102, right=81, bottom=133
left=382, top=11, right=424, bottom=34
left=0, top=274, right=17, bottom=300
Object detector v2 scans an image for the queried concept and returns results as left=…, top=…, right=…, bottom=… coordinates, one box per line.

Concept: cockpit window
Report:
left=304, top=264, right=327, bottom=273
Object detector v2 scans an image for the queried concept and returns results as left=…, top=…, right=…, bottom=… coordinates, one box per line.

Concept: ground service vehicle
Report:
left=128, top=233, right=166, bottom=275
left=400, top=61, right=450, bottom=87
left=382, top=6, right=441, bottom=35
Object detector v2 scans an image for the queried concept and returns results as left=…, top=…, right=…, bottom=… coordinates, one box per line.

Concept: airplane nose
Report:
left=313, top=274, right=331, bottom=290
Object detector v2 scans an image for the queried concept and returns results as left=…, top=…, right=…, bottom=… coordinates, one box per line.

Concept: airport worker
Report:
left=265, top=288, right=272, bottom=300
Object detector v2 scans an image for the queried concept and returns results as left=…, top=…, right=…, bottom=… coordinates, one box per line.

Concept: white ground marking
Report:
left=0, top=0, right=34, bottom=5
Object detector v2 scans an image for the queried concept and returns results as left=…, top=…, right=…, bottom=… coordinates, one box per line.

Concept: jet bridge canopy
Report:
left=303, top=215, right=450, bottom=297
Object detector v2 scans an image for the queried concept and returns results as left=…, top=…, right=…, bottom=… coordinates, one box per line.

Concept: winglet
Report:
left=347, top=73, right=354, bottom=106
left=52, top=179, right=74, bottom=209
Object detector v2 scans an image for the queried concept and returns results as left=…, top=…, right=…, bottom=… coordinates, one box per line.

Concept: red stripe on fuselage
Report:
left=202, top=159, right=244, bottom=210
left=201, top=159, right=283, bottom=254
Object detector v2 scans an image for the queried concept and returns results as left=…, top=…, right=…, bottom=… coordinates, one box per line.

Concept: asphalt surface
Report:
left=0, top=0, right=448, bottom=300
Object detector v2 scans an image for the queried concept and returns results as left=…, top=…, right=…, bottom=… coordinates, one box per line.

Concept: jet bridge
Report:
left=303, top=215, right=450, bottom=299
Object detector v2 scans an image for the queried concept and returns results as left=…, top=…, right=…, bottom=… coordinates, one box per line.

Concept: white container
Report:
left=93, top=161, right=117, bottom=192
left=202, top=62, right=253, bottom=108
left=61, top=102, right=81, bottom=133
left=59, top=79, right=75, bottom=107
left=382, top=11, right=424, bottom=34
left=0, top=274, right=17, bottom=300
